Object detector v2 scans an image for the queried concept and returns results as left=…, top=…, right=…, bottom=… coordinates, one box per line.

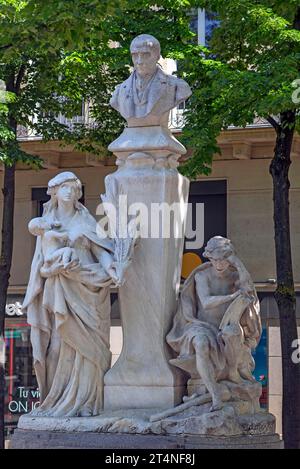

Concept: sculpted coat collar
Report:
left=114, top=65, right=170, bottom=119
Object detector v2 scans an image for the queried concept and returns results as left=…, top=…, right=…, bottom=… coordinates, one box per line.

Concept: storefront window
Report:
left=252, top=327, right=268, bottom=408
left=5, top=317, right=39, bottom=438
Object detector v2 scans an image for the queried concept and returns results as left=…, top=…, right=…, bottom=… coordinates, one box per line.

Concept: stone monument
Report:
left=103, top=33, right=191, bottom=410
left=11, top=35, right=282, bottom=450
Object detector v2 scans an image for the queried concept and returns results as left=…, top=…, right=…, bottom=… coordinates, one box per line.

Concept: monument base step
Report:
left=11, top=407, right=283, bottom=449
left=10, top=428, right=283, bottom=449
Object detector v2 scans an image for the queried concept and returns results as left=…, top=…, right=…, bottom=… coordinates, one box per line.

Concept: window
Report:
left=182, top=180, right=227, bottom=279
left=5, top=308, right=39, bottom=438
left=190, top=8, right=220, bottom=47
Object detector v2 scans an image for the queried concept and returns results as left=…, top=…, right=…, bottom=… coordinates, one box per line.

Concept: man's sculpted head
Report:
left=203, top=236, right=235, bottom=261
left=109, top=32, right=191, bottom=127
left=130, top=34, right=160, bottom=78
left=203, top=236, right=235, bottom=275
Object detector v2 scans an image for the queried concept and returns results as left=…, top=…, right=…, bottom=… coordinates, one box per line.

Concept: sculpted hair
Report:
left=43, top=172, right=83, bottom=216
left=130, top=34, right=161, bottom=58
left=203, top=236, right=235, bottom=259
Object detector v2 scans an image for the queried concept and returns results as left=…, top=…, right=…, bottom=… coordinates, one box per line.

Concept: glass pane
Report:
left=252, top=327, right=268, bottom=408
left=205, top=11, right=219, bottom=46
left=5, top=320, right=39, bottom=438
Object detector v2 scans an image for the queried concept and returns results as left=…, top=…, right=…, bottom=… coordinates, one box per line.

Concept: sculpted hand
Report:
left=231, top=289, right=243, bottom=300
left=227, top=254, right=240, bottom=268
left=107, top=266, right=119, bottom=284
left=63, top=249, right=80, bottom=272
left=231, top=288, right=254, bottom=306
left=51, top=221, right=62, bottom=229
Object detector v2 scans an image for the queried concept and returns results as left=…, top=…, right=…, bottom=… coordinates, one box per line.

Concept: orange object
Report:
left=181, top=252, right=202, bottom=279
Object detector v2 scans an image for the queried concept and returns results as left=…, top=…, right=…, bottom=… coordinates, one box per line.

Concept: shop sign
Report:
left=5, top=302, right=23, bottom=317
left=8, top=387, right=40, bottom=414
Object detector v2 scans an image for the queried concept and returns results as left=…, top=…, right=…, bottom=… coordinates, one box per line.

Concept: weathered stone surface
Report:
left=157, top=406, right=276, bottom=437
left=17, top=409, right=158, bottom=434
left=10, top=428, right=283, bottom=449
left=159, top=406, right=243, bottom=437
left=103, top=168, right=190, bottom=410
left=18, top=406, right=276, bottom=437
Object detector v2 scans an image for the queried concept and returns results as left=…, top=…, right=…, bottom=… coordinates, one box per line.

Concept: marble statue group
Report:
left=23, top=172, right=116, bottom=417
left=17, top=34, right=278, bottom=445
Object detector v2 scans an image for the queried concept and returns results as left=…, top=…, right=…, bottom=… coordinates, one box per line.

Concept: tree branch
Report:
left=0, top=44, right=12, bottom=51
left=267, top=115, right=281, bottom=134
left=293, top=6, right=300, bottom=31
left=5, top=72, right=16, bottom=94
left=15, top=64, right=26, bottom=94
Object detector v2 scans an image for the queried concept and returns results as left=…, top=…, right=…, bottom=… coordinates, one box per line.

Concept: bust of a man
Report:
left=110, top=34, right=192, bottom=127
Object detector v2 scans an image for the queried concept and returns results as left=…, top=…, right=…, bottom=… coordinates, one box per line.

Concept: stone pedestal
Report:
left=11, top=411, right=283, bottom=449
left=108, top=125, right=186, bottom=169
left=10, top=428, right=283, bottom=449
left=103, top=126, right=189, bottom=410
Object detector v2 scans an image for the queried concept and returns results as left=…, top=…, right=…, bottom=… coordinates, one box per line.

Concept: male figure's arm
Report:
left=195, top=270, right=241, bottom=311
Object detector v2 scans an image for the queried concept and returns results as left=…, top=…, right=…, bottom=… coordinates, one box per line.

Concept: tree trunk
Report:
left=269, top=110, right=300, bottom=449
left=0, top=107, right=16, bottom=448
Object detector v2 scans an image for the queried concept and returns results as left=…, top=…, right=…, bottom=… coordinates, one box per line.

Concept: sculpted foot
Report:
left=227, top=372, right=242, bottom=384
left=79, top=407, right=93, bottom=417
left=182, top=393, right=198, bottom=403
left=209, top=396, right=223, bottom=412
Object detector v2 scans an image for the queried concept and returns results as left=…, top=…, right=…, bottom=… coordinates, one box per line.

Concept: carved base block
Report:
left=104, top=385, right=186, bottom=410
left=102, top=169, right=190, bottom=410
left=16, top=406, right=277, bottom=437
left=10, top=428, right=283, bottom=449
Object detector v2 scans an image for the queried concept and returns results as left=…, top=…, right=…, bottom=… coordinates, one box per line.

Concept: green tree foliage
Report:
left=181, top=0, right=300, bottom=176
left=0, top=0, right=127, bottom=166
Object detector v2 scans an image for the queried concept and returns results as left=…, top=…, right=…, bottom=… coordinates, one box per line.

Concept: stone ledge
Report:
left=10, top=429, right=283, bottom=449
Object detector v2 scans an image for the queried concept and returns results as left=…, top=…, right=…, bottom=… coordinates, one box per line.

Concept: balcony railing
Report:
left=16, top=107, right=271, bottom=142
left=228, top=116, right=271, bottom=129
left=17, top=109, right=94, bottom=141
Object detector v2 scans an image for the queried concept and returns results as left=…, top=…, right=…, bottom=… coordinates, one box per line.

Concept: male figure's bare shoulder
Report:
left=194, top=263, right=212, bottom=283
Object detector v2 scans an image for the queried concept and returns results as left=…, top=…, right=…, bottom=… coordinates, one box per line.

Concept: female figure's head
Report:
left=203, top=236, right=235, bottom=275
left=44, top=172, right=82, bottom=215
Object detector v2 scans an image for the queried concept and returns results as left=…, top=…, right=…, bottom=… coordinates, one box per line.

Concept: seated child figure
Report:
left=28, top=217, right=77, bottom=275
